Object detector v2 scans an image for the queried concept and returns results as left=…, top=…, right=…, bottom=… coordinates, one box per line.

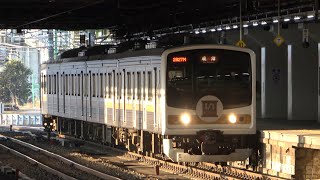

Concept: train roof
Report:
left=45, top=46, right=164, bottom=64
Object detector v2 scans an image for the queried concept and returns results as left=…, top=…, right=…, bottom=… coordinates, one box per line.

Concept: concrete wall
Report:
left=200, top=22, right=319, bottom=120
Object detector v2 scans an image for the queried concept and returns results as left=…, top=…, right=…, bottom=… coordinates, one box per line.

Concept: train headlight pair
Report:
left=228, top=114, right=237, bottom=124
left=180, top=113, right=191, bottom=125
left=44, top=123, right=47, bottom=126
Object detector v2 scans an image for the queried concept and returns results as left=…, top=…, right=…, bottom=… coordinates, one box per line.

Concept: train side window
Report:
left=100, top=73, right=103, bottom=98
left=84, top=74, right=87, bottom=97
left=104, top=73, right=107, bottom=98
left=45, top=75, right=47, bottom=94
left=49, top=75, right=51, bottom=94
left=92, top=73, right=96, bottom=97
left=143, top=72, right=146, bottom=100
left=71, top=74, right=74, bottom=96
left=108, top=73, right=112, bottom=98
left=77, top=74, right=80, bottom=96
left=118, top=73, right=122, bottom=99
left=54, top=75, right=57, bottom=94
left=60, top=74, right=63, bottom=95
left=127, top=72, right=131, bottom=99
left=147, top=71, right=152, bottom=100
left=65, top=74, right=68, bottom=95
left=132, top=72, right=135, bottom=99
left=137, top=72, right=141, bottom=100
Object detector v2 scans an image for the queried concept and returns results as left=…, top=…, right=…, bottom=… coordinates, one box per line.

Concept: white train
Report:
left=41, top=44, right=256, bottom=162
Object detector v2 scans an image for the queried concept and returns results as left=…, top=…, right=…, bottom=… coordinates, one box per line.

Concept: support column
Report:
left=288, top=45, right=293, bottom=120
left=81, top=121, right=84, bottom=139
left=102, top=125, right=105, bottom=144
left=261, top=47, right=266, bottom=118
left=74, top=120, right=77, bottom=137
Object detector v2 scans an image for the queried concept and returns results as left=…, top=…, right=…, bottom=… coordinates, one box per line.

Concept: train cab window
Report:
left=107, top=73, right=111, bottom=98
left=137, top=72, right=141, bottom=100
left=92, top=73, right=96, bottom=97
left=127, top=72, right=132, bottom=99
left=100, top=73, right=103, bottom=98
left=147, top=71, right=152, bottom=100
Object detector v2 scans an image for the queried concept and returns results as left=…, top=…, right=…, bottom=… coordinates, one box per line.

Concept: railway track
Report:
left=63, top=135, right=288, bottom=180
left=0, top=129, right=288, bottom=180
left=0, top=135, right=120, bottom=180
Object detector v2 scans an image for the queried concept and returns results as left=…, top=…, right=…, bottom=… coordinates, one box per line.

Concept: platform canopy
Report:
left=0, top=0, right=317, bottom=36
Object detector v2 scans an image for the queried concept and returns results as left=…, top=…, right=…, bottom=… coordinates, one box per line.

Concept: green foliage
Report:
left=0, top=60, right=32, bottom=105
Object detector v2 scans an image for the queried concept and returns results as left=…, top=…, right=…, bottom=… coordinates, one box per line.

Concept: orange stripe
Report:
left=168, top=114, right=251, bottom=125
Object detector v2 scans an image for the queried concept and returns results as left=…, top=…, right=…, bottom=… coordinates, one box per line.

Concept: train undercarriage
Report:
left=43, top=115, right=259, bottom=163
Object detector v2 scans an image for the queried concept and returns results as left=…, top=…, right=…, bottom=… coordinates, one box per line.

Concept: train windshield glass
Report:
left=167, top=49, right=252, bottom=109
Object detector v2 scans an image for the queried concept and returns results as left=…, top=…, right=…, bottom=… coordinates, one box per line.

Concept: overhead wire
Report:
left=14, top=0, right=105, bottom=29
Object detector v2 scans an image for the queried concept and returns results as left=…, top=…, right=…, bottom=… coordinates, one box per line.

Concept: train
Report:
left=41, top=42, right=256, bottom=162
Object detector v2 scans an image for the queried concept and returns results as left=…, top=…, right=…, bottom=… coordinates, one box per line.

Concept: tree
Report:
left=0, top=60, right=32, bottom=105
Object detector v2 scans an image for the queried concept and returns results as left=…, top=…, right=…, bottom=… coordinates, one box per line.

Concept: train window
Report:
left=71, top=74, right=74, bottom=96
left=65, top=74, right=68, bottom=95
left=117, top=73, right=122, bottom=99
left=137, top=72, right=141, bottom=99
left=102, top=73, right=108, bottom=98
left=44, top=75, right=47, bottom=94
left=127, top=72, right=131, bottom=99
left=100, top=73, right=103, bottom=98
left=48, top=75, right=51, bottom=94
left=92, top=73, right=96, bottom=97
left=132, top=72, right=135, bottom=99
left=147, top=71, right=152, bottom=100
left=76, top=74, right=80, bottom=96
left=57, top=73, right=59, bottom=95
left=54, top=75, right=57, bottom=94
left=123, top=70, right=125, bottom=100
left=143, top=72, right=146, bottom=99
left=61, top=74, right=63, bottom=95
left=84, top=74, right=87, bottom=97
left=108, top=73, right=112, bottom=98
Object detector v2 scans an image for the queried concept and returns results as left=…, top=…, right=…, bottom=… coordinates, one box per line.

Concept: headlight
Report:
left=44, top=123, right=47, bottom=126
left=180, top=113, right=191, bottom=125
left=228, top=114, right=237, bottom=124
left=50, top=123, right=53, bottom=126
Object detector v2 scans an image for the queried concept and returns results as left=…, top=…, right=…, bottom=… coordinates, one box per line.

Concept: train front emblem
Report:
left=196, top=95, right=223, bottom=122
left=201, top=100, right=218, bottom=117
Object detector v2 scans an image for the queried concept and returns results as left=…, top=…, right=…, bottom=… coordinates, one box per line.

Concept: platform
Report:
left=252, top=118, right=320, bottom=179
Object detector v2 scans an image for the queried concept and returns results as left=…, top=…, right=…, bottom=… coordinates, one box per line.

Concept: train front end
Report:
left=161, top=45, right=256, bottom=162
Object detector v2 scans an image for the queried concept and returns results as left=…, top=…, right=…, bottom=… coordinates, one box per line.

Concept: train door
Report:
left=145, top=66, right=157, bottom=131
left=124, top=68, right=134, bottom=129
left=135, top=67, right=145, bottom=130
left=69, top=69, right=77, bottom=119
left=75, top=69, right=84, bottom=121
left=105, top=68, right=117, bottom=126
left=98, top=70, right=106, bottom=124
left=115, top=68, right=124, bottom=127
left=88, top=67, right=100, bottom=123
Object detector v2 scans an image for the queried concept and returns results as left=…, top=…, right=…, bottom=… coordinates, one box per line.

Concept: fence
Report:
left=0, top=114, right=42, bottom=126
